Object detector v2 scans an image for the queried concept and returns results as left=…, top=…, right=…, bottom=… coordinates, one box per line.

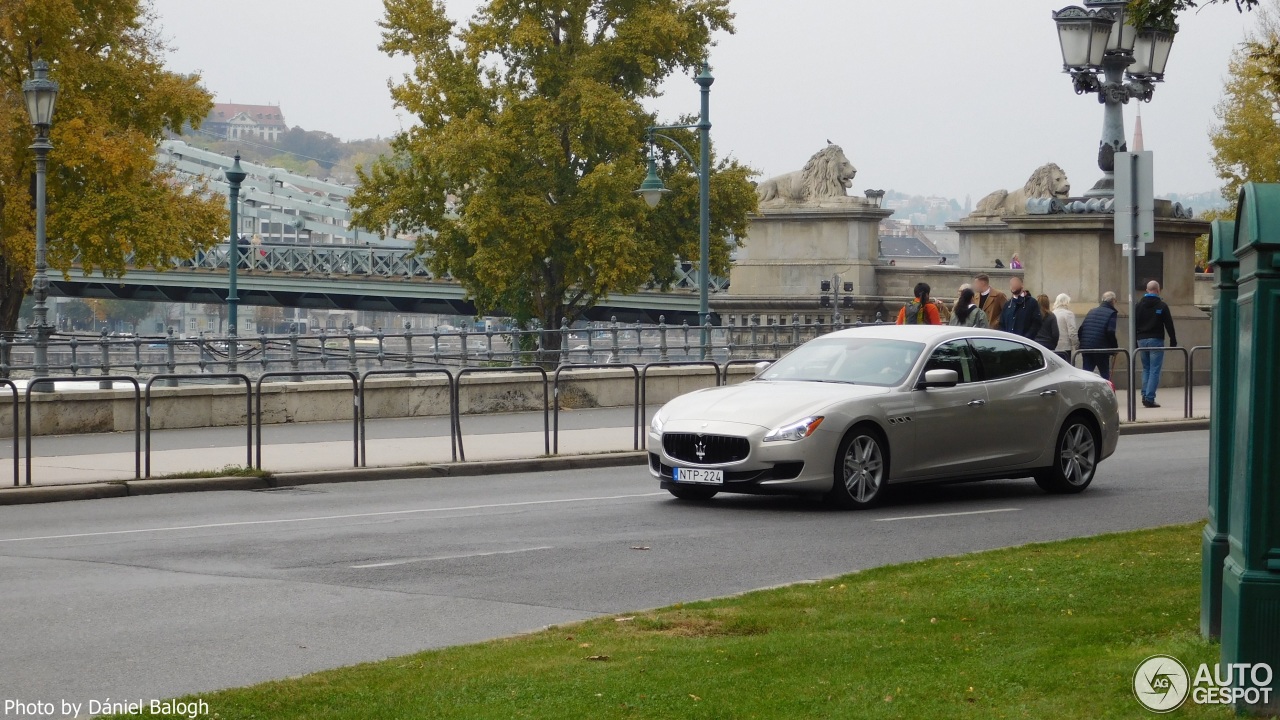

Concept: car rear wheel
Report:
left=828, top=426, right=889, bottom=509
left=1034, top=416, right=1098, bottom=494
left=667, top=485, right=719, bottom=501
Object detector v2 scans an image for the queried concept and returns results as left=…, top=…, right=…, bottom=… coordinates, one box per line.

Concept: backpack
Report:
left=904, top=301, right=926, bottom=325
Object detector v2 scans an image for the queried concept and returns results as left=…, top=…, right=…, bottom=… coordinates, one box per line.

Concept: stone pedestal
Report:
left=948, top=209, right=1211, bottom=388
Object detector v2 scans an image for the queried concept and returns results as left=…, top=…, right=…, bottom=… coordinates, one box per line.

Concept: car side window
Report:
left=971, top=338, right=1046, bottom=381
left=922, top=340, right=977, bottom=383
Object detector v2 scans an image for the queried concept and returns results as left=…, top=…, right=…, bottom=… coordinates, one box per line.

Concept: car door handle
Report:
left=1040, top=390, right=1059, bottom=397
left=968, top=399, right=987, bottom=407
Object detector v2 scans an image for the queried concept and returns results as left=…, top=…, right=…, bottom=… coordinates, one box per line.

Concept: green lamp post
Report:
left=224, top=154, right=248, bottom=370
left=637, top=65, right=714, bottom=358
left=1218, top=182, right=1280, bottom=716
left=22, top=60, right=59, bottom=388
left=1202, top=219, right=1239, bottom=639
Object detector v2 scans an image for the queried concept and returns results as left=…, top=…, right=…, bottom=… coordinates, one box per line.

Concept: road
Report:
left=0, top=430, right=1208, bottom=713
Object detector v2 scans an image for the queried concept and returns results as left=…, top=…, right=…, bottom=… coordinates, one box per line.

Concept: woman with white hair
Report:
left=1051, top=293, right=1080, bottom=361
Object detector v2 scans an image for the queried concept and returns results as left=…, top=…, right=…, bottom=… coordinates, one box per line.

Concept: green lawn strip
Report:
left=116, top=523, right=1237, bottom=719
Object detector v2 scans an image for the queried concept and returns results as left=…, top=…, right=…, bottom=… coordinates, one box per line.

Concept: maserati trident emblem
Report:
left=695, top=435, right=707, bottom=461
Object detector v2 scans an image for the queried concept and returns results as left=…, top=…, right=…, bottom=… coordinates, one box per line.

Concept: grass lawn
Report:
left=113, top=523, right=1244, bottom=719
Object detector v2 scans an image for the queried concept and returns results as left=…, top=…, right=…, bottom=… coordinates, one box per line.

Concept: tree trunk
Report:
left=0, top=252, right=30, bottom=333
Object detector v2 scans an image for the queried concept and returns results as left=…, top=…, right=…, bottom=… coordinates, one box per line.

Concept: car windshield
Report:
left=759, top=337, right=925, bottom=387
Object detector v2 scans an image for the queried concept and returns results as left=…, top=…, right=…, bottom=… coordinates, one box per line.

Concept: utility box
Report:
left=1219, top=183, right=1280, bottom=716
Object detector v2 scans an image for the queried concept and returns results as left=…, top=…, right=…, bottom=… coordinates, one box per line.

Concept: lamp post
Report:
left=1052, top=1, right=1177, bottom=197
left=636, top=65, right=714, bottom=358
left=22, top=60, right=59, bottom=388
left=224, top=155, right=247, bottom=370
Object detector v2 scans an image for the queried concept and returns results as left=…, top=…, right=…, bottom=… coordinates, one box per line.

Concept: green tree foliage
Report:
left=352, top=0, right=757, bottom=342
left=0, top=0, right=228, bottom=331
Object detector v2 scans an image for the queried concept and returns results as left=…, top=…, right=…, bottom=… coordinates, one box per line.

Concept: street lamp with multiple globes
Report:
left=1052, top=0, right=1177, bottom=197
left=21, top=60, right=59, bottom=386
left=636, top=65, right=714, bottom=358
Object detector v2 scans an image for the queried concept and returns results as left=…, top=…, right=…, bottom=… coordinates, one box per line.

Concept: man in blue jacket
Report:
left=1000, top=276, right=1042, bottom=339
left=1134, top=281, right=1178, bottom=408
left=1078, top=292, right=1119, bottom=380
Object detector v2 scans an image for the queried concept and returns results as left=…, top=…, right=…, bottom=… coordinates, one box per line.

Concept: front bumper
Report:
left=647, top=423, right=839, bottom=496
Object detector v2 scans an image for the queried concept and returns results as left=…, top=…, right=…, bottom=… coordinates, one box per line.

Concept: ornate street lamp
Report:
left=22, top=60, right=59, bottom=387
left=224, top=154, right=248, bottom=370
left=1052, top=1, right=1177, bottom=197
left=636, top=65, right=714, bottom=358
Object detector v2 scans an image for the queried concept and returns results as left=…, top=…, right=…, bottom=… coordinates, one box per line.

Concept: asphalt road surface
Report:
left=0, top=430, right=1208, bottom=714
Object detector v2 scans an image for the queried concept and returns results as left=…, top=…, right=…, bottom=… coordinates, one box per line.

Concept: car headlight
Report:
left=763, top=416, right=824, bottom=442
left=650, top=413, right=665, bottom=434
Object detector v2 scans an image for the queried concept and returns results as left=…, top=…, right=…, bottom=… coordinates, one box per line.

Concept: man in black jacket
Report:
left=1000, top=277, right=1042, bottom=339
left=1078, top=292, right=1119, bottom=380
left=1135, top=281, right=1178, bottom=408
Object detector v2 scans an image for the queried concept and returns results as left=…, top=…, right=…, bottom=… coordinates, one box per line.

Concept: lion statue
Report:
left=970, top=163, right=1071, bottom=219
left=756, top=144, right=858, bottom=207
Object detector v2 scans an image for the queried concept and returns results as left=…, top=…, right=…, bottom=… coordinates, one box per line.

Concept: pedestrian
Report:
left=1000, top=277, right=1042, bottom=339
left=1079, top=291, right=1120, bottom=380
left=896, top=282, right=942, bottom=325
left=1050, top=293, right=1080, bottom=361
left=1033, top=294, right=1059, bottom=351
left=1009, top=253, right=1023, bottom=269
left=971, top=274, right=1007, bottom=330
left=1135, top=281, right=1178, bottom=408
left=994, top=259, right=1004, bottom=268
left=948, top=288, right=988, bottom=328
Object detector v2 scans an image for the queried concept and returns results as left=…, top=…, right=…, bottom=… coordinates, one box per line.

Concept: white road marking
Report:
left=0, top=492, right=667, bottom=544
left=350, top=545, right=554, bottom=569
left=874, top=508, right=1019, bottom=522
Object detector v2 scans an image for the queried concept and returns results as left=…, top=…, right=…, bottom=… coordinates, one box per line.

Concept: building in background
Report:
left=202, top=103, right=288, bottom=142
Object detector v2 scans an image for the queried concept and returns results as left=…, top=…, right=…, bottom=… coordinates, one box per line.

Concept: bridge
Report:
left=51, top=243, right=726, bottom=323
left=47, top=140, right=727, bottom=322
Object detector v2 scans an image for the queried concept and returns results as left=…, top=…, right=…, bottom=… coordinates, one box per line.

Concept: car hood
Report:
left=659, top=380, right=892, bottom=429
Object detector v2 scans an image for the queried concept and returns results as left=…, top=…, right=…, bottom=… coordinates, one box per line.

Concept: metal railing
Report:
left=254, top=371, right=359, bottom=470
left=358, top=368, right=455, bottom=466
left=639, top=361, right=721, bottom=450
left=24, top=377, right=142, bottom=485
left=1070, top=346, right=1207, bottom=422
left=553, top=364, right=640, bottom=455
left=453, top=367, right=550, bottom=462
left=145, top=374, right=251, bottom=478
left=0, top=316, right=893, bottom=382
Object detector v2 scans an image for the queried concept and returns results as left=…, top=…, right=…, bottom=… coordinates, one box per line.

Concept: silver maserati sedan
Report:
left=647, top=325, right=1120, bottom=508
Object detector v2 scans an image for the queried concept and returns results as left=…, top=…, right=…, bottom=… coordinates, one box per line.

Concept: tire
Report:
left=1034, top=415, right=1099, bottom=494
left=827, top=426, right=890, bottom=509
left=667, top=485, right=719, bottom=501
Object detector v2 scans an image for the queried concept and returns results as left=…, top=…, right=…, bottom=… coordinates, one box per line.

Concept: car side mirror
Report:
left=918, top=369, right=959, bottom=389
left=754, top=361, right=772, bottom=376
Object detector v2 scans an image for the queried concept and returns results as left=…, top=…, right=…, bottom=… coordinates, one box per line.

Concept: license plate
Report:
left=674, top=467, right=724, bottom=484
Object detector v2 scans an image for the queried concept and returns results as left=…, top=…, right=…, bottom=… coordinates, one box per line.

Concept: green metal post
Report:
left=1220, top=183, right=1280, bottom=716
left=224, top=155, right=247, bottom=370
left=1202, top=219, right=1239, bottom=639
left=695, top=65, right=713, bottom=360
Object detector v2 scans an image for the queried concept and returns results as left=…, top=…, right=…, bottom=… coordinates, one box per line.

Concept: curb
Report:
left=1118, top=418, right=1209, bottom=436
left=0, top=451, right=650, bottom=507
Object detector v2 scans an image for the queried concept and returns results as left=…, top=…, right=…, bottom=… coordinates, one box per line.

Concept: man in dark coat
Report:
left=1135, top=281, right=1178, bottom=408
left=1000, top=277, right=1041, bottom=339
left=1078, top=291, right=1120, bottom=380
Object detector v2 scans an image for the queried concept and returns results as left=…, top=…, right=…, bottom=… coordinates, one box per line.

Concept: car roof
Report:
left=824, top=324, right=1037, bottom=345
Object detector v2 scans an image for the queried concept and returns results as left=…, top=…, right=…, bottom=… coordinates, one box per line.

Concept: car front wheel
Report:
left=828, top=427, right=889, bottom=509
left=1035, top=416, right=1098, bottom=494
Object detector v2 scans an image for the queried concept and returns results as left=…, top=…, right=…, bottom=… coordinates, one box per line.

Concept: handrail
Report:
left=1132, top=345, right=1192, bottom=420
left=1187, top=346, right=1212, bottom=418
left=454, top=367, right=549, bottom=462
left=552, top=364, right=640, bottom=455
left=358, top=369, right=455, bottom=466
left=721, top=359, right=772, bottom=386
left=25, top=377, right=141, bottom=484
left=254, top=371, right=358, bottom=469
left=0, top=380, right=16, bottom=486
left=145, top=374, right=251, bottom=478
left=639, top=361, right=721, bottom=450
left=1071, top=348, right=1133, bottom=421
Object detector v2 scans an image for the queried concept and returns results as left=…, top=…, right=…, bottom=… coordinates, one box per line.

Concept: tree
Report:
left=98, top=299, right=152, bottom=333
left=352, top=0, right=757, bottom=346
left=0, top=1, right=228, bottom=332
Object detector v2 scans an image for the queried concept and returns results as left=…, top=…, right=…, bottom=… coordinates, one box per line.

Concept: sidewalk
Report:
left=0, top=386, right=1209, bottom=490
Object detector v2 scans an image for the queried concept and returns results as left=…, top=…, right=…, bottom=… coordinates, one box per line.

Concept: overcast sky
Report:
left=151, top=0, right=1254, bottom=200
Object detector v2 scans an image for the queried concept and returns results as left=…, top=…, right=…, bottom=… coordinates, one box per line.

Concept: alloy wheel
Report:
left=1058, top=424, right=1096, bottom=486
left=843, top=436, right=884, bottom=503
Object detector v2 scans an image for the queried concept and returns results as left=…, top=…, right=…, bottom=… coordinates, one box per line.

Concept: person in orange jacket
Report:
left=896, top=283, right=941, bottom=325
